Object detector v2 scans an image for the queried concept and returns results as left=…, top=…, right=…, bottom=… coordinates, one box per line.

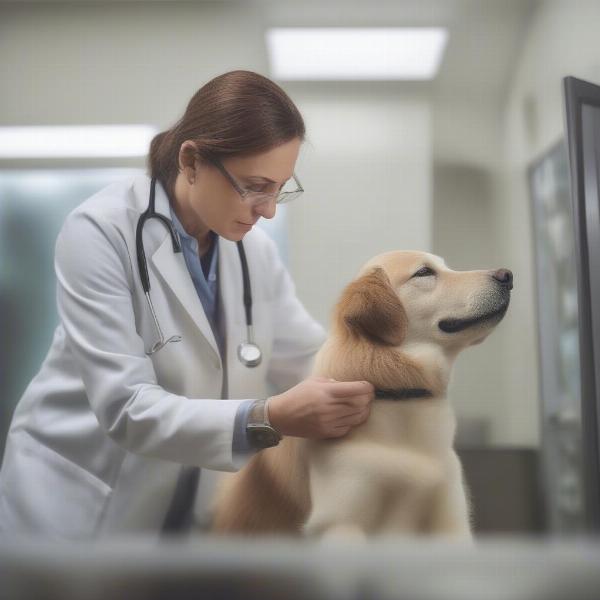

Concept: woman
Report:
left=0, top=70, right=374, bottom=539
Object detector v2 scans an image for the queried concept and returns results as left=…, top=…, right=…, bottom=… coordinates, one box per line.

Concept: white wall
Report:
left=285, top=86, right=432, bottom=327
left=0, top=2, right=269, bottom=126
left=494, top=0, right=600, bottom=446
left=10, top=1, right=568, bottom=449
left=430, top=0, right=600, bottom=448
left=0, top=1, right=432, bottom=353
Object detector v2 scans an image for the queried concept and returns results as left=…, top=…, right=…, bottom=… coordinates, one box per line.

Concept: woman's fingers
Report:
left=327, top=380, right=374, bottom=398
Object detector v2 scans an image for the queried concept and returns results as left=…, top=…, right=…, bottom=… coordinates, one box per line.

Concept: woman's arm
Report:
left=54, top=208, right=249, bottom=472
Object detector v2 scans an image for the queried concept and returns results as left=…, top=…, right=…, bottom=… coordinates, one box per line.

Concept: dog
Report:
left=210, top=250, right=512, bottom=540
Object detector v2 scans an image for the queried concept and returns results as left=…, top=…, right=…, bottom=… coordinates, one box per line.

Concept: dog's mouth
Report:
left=438, top=298, right=510, bottom=333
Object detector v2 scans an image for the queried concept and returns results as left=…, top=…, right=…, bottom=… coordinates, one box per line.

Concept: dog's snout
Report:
left=492, top=268, right=513, bottom=290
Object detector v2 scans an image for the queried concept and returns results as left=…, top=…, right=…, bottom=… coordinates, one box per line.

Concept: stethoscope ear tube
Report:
left=236, top=240, right=252, bottom=327
left=136, top=210, right=152, bottom=294
left=137, top=178, right=183, bottom=294
left=137, top=178, right=183, bottom=354
left=137, top=178, right=261, bottom=365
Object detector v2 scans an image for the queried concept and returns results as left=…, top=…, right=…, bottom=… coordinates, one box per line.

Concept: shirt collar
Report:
left=168, top=203, right=193, bottom=242
left=168, top=203, right=219, bottom=248
left=168, top=202, right=220, bottom=283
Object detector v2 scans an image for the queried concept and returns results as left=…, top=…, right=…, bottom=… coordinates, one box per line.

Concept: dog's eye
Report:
left=413, top=266, right=435, bottom=278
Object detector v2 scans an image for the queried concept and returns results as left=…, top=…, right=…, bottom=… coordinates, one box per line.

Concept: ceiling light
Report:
left=0, top=125, right=158, bottom=158
left=266, top=27, right=448, bottom=81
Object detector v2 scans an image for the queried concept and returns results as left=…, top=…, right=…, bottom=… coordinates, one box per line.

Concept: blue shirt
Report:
left=168, top=205, right=257, bottom=459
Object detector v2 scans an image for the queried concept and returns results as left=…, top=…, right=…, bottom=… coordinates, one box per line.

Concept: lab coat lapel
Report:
left=142, top=176, right=221, bottom=363
left=151, top=237, right=220, bottom=362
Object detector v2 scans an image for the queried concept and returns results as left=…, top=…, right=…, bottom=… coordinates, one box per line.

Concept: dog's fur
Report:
left=210, top=251, right=512, bottom=539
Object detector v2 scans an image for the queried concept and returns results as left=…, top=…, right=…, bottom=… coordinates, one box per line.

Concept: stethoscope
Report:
left=135, top=177, right=262, bottom=367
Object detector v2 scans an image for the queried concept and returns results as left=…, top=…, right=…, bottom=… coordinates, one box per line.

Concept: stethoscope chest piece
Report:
left=235, top=240, right=262, bottom=368
left=237, top=341, right=262, bottom=368
left=138, top=179, right=263, bottom=366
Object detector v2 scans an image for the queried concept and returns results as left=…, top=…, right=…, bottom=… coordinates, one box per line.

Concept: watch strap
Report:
left=247, top=398, right=271, bottom=427
left=248, top=397, right=273, bottom=427
left=246, top=398, right=282, bottom=448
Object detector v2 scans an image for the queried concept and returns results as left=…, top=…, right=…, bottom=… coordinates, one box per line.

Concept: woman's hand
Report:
left=266, top=376, right=375, bottom=439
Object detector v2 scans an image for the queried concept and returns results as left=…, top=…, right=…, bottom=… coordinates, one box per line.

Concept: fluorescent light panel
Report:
left=267, top=27, right=448, bottom=81
left=0, top=125, right=158, bottom=158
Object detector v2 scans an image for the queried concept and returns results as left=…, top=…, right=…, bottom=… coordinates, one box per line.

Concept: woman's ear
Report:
left=337, top=267, right=407, bottom=346
left=178, top=141, right=199, bottom=183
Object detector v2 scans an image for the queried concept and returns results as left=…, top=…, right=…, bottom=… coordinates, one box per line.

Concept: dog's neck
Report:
left=388, top=342, right=458, bottom=401
left=315, top=336, right=457, bottom=402
left=374, top=387, right=433, bottom=401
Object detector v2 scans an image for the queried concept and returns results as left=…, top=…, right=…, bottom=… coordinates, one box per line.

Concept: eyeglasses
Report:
left=209, top=157, right=304, bottom=206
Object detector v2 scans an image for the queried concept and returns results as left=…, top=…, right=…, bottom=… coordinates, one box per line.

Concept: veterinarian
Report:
left=0, top=70, right=375, bottom=539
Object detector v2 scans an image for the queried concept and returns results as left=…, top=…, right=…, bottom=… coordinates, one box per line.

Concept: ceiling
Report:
left=261, top=0, right=536, bottom=102
left=0, top=0, right=536, bottom=103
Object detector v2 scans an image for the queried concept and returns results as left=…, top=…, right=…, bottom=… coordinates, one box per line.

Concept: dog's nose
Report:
left=492, top=268, right=513, bottom=290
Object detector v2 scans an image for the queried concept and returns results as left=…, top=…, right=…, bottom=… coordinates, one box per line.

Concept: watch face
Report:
left=248, top=426, right=281, bottom=448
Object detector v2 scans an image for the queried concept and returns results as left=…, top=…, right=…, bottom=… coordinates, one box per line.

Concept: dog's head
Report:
left=336, top=250, right=512, bottom=352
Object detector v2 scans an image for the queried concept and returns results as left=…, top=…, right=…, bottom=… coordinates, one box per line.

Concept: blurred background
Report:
left=1, top=0, right=599, bottom=540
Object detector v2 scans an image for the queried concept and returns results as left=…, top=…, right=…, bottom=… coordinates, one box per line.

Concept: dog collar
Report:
left=374, top=388, right=432, bottom=400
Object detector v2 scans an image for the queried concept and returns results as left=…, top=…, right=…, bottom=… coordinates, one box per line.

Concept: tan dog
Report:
left=210, top=251, right=512, bottom=539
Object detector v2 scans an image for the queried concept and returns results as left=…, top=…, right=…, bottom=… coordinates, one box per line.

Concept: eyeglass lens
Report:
left=246, top=177, right=302, bottom=205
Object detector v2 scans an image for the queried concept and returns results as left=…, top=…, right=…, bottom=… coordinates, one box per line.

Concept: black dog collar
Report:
left=374, top=388, right=432, bottom=401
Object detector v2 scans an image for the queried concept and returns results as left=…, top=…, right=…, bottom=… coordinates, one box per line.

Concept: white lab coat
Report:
left=0, top=173, right=325, bottom=540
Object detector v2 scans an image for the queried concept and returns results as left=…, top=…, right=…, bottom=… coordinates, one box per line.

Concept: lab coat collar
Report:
left=132, top=173, right=223, bottom=365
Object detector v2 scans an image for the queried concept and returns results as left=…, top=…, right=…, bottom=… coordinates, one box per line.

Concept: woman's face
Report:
left=175, top=137, right=301, bottom=244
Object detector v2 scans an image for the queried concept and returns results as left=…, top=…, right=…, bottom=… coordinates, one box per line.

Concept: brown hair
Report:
left=147, top=70, right=305, bottom=200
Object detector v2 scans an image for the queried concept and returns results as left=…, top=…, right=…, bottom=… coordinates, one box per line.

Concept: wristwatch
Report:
left=246, top=398, right=282, bottom=449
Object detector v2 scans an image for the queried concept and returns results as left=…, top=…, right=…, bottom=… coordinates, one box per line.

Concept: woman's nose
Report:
left=253, top=197, right=277, bottom=220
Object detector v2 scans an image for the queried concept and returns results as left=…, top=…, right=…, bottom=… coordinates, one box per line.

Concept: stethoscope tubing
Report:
left=136, top=178, right=261, bottom=366
left=136, top=177, right=182, bottom=295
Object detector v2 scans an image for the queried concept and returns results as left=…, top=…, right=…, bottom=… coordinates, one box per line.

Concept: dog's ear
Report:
left=337, top=267, right=407, bottom=346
